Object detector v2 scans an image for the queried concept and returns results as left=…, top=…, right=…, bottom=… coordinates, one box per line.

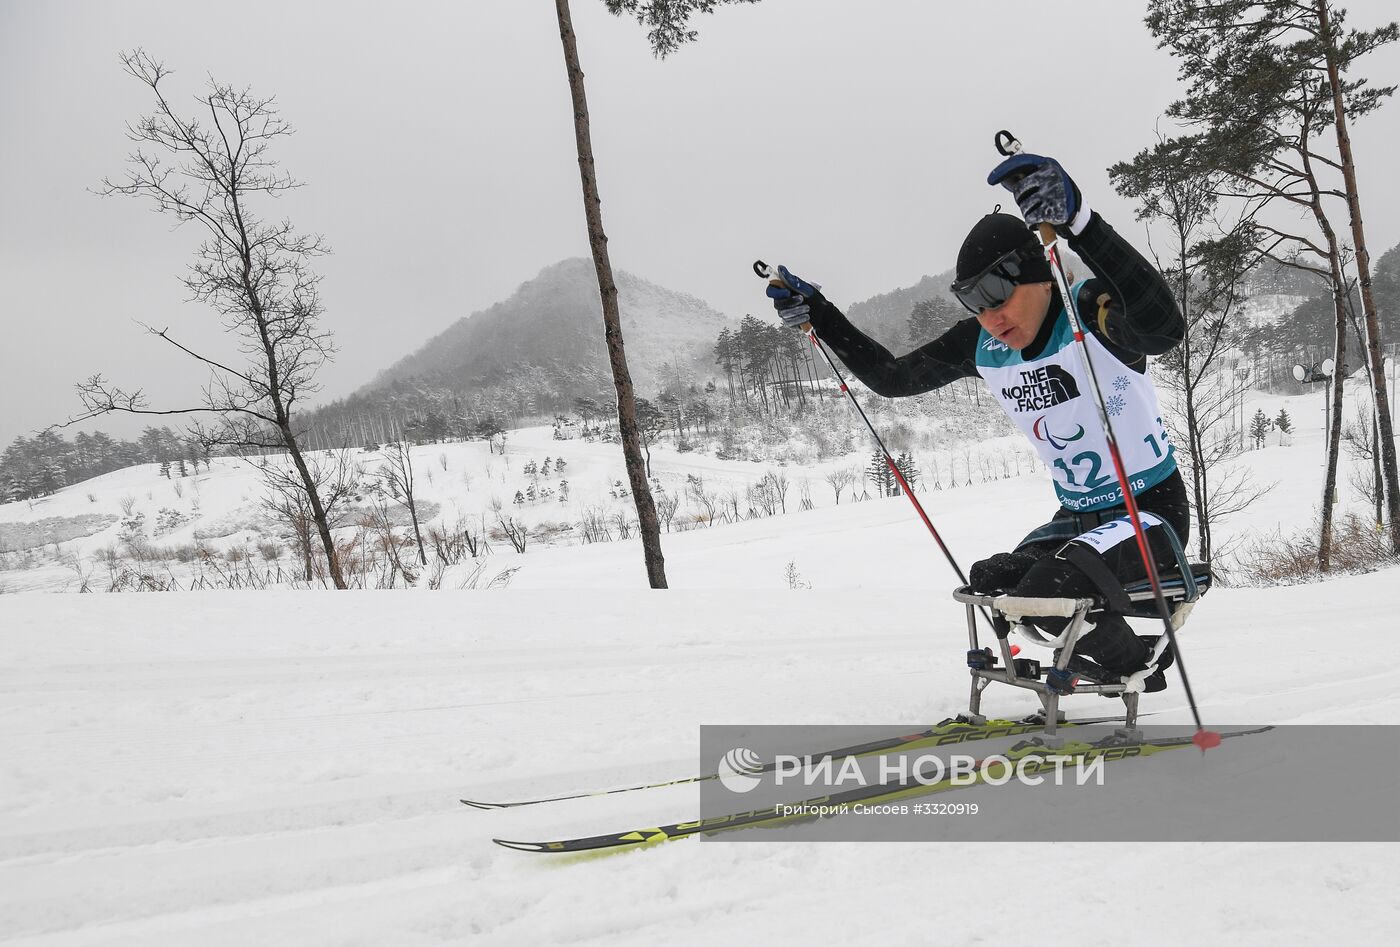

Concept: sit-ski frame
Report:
left=951, top=570, right=1203, bottom=742
left=949, top=515, right=1208, bottom=741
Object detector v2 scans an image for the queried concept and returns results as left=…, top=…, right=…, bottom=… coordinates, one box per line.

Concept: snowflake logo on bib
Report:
left=1112, top=375, right=1130, bottom=392
left=1106, top=394, right=1126, bottom=417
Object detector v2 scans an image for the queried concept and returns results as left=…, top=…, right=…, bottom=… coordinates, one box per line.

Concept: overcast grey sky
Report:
left=2, top=0, right=1398, bottom=448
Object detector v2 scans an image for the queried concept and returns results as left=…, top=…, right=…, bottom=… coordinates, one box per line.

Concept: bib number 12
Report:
left=1054, top=451, right=1111, bottom=489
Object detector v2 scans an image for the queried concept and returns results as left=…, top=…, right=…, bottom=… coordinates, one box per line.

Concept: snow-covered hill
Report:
left=0, top=366, right=1380, bottom=593
left=365, top=257, right=735, bottom=395
left=0, top=412, right=1037, bottom=592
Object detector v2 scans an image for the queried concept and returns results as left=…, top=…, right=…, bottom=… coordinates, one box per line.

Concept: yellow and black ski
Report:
left=492, top=726, right=1273, bottom=853
left=461, top=714, right=1141, bottom=811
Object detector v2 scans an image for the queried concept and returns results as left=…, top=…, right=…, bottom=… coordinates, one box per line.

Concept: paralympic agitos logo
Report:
left=1032, top=416, right=1086, bottom=450
left=1001, top=364, right=1080, bottom=412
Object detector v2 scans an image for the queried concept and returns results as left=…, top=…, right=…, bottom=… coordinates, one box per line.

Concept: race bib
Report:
left=1072, top=512, right=1163, bottom=555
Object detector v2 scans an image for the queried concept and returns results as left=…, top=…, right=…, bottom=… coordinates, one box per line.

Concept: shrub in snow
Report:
left=1228, top=512, right=1398, bottom=586
left=154, top=507, right=191, bottom=537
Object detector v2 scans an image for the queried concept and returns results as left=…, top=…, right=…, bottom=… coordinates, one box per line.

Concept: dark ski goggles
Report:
left=950, top=249, right=1028, bottom=314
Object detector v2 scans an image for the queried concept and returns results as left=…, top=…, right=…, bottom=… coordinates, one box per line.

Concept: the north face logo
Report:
left=1001, top=364, right=1081, bottom=412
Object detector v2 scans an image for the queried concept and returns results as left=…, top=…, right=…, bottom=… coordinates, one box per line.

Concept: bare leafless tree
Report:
left=684, top=474, right=718, bottom=525
left=721, top=486, right=741, bottom=523
left=824, top=467, right=856, bottom=505
left=494, top=513, right=529, bottom=554
left=260, top=449, right=359, bottom=585
left=745, top=479, right=771, bottom=517
left=1112, top=139, right=1269, bottom=561
left=427, top=515, right=483, bottom=563
left=655, top=488, right=679, bottom=532
left=763, top=469, right=790, bottom=514
left=377, top=439, right=428, bottom=566
left=1343, top=415, right=1384, bottom=514
left=611, top=511, right=635, bottom=540
left=361, top=495, right=419, bottom=588
left=580, top=506, right=612, bottom=543
left=70, top=51, right=348, bottom=587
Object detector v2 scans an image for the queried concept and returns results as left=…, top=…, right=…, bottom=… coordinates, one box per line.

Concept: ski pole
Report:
left=752, top=260, right=982, bottom=602
left=992, top=131, right=1219, bottom=752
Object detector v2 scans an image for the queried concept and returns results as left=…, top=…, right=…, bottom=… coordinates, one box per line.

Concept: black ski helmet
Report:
left=955, top=211, right=1051, bottom=285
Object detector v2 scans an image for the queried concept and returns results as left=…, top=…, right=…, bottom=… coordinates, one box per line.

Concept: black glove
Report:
left=968, top=550, right=1041, bottom=594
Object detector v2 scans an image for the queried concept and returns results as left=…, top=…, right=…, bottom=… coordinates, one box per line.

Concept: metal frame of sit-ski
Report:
left=950, top=522, right=1210, bottom=741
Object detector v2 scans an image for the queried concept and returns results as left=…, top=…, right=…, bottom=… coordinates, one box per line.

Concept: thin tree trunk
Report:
left=1174, top=227, right=1214, bottom=562
left=407, top=494, right=427, bottom=566
left=1347, top=299, right=1385, bottom=527
left=399, top=443, right=429, bottom=566
left=1319, top=263, right=1348, bottom=572
left=283, top=432, right=348, bottom=589
left=1297, top=98, right=1347, bottom=572
left=1318, top=0, right=1400, bottom=550
left=555, top=0, right=667, bottom=587
left=295, top=513, right=313, bottom=582
left=1375, top=414, right=1383, bottom=526
left=232, top=235, right=345, bottom=588
left=1183, top=364, right=1212, bottom=561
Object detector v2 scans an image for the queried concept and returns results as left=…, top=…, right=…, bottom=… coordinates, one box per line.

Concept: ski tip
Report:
left=1192, top=729, right=1223, bottom=753
left=460, top=799, right=507, bottom=810
left=493, top=838, right=548, bottom=852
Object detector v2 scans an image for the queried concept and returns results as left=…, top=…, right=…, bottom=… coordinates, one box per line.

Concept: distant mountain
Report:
left=844, top=271, right=959, bottom=350
left=296, top=259, right=740, bottom=443
left=365, top=258, right=734, bottom=398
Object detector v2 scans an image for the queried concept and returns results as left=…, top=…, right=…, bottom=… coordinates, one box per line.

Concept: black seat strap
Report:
left=1059, top=541, right=1135, bottom=614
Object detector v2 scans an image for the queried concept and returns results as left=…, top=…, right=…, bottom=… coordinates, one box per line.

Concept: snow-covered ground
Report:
left=3, top=580, right=1398, bottom=945
left=3, top=376, right=1398, bottom=944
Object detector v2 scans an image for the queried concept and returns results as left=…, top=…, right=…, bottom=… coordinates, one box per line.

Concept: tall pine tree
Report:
left=1143, top=0, right=1398, bottom=567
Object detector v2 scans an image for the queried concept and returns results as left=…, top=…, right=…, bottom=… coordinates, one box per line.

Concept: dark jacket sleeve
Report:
left=803, top=296, right=981, bottom=397
left=1068, top=212, right=1184, bottom=356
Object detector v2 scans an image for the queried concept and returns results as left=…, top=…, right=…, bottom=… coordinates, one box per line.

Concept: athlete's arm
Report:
left=1068, top=213, right=1184, bottom=356
left=804, top=298, right=981, bottom=397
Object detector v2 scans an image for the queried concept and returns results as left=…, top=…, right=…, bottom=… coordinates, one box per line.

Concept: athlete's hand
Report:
left=987, top=153, right=1091, bottom=236
left=766, top=265, right=822, bottom=329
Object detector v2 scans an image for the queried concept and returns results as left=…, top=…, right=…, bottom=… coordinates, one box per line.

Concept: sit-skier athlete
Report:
left=766, top=152, right=1188, bottom=692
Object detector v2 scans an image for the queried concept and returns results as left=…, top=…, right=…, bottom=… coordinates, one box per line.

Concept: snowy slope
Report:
left=364, top=258, right=735, bottom=395
left=0, top=372, right=1377, bottom=593
left=0, top=416, right=1034, bottom=592
left=2, top=580, right=1397, bottom=946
